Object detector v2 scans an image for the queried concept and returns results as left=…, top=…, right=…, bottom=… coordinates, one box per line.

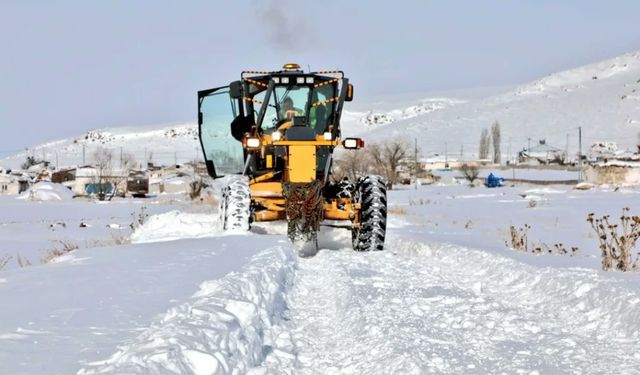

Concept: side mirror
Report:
left=345, top=83, right=354, bottom=102
left=229, top=80, right=243, bottom=99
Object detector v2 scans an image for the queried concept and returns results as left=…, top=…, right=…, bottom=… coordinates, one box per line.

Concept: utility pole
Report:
left=578, top=127, right=583, bottom=182
left=444, top=142, right=448, bottom=168
left=508, top=137, right=514, bottom=179
left=565, top=133, right=569, bottom=164
left=414, top=138, right=418, bottom=189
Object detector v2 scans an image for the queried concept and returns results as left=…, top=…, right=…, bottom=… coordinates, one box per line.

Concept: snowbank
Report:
left=16, top=182, right=75, bottom=201
left=131, top=211, right=220, bottom=243
left=78, top=245, right=295, bottom=375
left=262, top=237, right=640, bottom=373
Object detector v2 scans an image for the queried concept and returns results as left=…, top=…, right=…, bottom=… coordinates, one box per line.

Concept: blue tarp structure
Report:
left=485, top=173, right=504, bottom=188
left=85, top=183, right=114, bottom=195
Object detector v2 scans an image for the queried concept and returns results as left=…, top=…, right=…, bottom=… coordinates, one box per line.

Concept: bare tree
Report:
left=91, top=148, right=135, bottom=200
left=121, top=152, right=136, bottom=171
left=479, top=128, right=490, bottom=160
left=333, top=150, right=372, bottom=182
left=91, top=147, right=115, bottom=201
left=460, top=163, right=480, bottom=185
left=368, top=140, right=408, bottom=189
left=491, top=121, right=502, bottom=164
left=21, top=155, right=46, bottom=170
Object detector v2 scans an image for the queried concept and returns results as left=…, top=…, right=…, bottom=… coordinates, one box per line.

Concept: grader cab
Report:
left=197, top=64, right=387, bottom=251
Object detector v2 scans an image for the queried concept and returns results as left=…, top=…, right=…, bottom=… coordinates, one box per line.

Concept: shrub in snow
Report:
left=507, top=224, right=530, bottom=251
left=587, top=208, right=640, bottom=271
left=460, top=163, right=480, bottom=185
left=531, top=243, right=578, bottom=256
left=128, top=205, right=149, bottom=231
left=507, top=224, right=578, bottom=256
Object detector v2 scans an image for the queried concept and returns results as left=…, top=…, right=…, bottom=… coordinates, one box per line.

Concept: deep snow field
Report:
left=2, top=175, right=640, bottom=374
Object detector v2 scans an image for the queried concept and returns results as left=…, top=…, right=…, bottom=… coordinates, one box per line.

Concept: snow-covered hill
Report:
left=345, top=51, right=640, bottom=159
left=0, top=123, right=202, bottom=170
left=2, top=51, right=639, bottom=170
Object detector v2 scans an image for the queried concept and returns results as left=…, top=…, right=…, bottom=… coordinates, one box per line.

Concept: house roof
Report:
left=526, top=140, right=562, bottom=153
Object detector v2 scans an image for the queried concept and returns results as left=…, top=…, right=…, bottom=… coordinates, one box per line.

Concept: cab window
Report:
left=275, top=86, right=310, bottom=120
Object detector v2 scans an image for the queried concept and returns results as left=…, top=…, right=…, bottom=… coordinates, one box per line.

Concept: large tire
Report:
left=219, top=175, right=251, bottom=231
left=352, top=175, right=387, bottom=251
left=336, top=177, right=355, bottom=198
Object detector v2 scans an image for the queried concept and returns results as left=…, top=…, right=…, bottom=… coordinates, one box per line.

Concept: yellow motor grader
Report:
left=198, top=64, right=386, bottom=251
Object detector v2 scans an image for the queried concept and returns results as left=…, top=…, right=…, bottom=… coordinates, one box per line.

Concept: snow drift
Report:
left=78, top=245, right=296, bottom=375
left=16, top=182, right=75, bottom=201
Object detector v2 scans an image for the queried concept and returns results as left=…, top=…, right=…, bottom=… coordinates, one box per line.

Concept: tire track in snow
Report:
left=259, top=236, right=640, bottom=374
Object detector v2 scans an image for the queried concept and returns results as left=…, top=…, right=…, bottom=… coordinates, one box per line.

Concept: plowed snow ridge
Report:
left=78, top=244, right=296, bottom=375
left=261, top=238, right=640, bottom=374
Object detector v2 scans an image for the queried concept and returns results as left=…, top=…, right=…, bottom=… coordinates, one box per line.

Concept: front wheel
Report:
left=352, top=175, right=387, bottom=251
left=219, top=175, right=251, bottom=231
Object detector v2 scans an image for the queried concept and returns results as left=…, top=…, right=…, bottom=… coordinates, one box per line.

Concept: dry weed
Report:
left=532, top=243, right=578, bottom=256
left=507, top=224, right=530, bottom=251
left=111, top=233, right=131, bottom=245
left=507, top=224, right=578, bottom=256
left=130, top=206, right=148, bottom=230
left=409, top=198, right=431, bottom=206
left=16, top=253, right=32, bottom=268
left=41, top=239, right=79, bottom=264
left=587, top=208, right=640, bottom=271
left=0, top=254, right=12, bottom=271
left=388, top=206, right=408, bottom=215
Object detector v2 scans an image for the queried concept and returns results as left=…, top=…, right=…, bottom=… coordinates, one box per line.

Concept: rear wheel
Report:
left=352, top=175, right=387, bottom=251
left=219, top=175, right=250, bottom=231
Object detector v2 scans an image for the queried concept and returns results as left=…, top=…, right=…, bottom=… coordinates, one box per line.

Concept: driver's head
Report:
left=283, top=97, right=293, bottom=110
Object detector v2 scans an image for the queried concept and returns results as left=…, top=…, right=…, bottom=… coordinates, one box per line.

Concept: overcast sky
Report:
left=2, top=0, right=640, bottom=157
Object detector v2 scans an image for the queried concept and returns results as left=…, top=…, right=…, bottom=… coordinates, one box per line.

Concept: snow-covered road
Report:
left=4, top=204, right=640, bottom=374
left=261, top=234, right=640, bottom=374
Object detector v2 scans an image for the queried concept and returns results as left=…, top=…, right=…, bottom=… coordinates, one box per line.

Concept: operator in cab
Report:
left=280, top=96, right=304, bottom=120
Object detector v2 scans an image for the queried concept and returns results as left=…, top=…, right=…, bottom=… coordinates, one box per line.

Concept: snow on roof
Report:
left=525, top=140, right=562, bottom=153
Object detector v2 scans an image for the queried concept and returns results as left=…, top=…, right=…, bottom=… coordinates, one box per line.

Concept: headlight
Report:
left=343, top=138, right=364, bottom=149
left=281, top=77, right=290, bottom=84
left=244, top=136, right=261, bottom=149
left=273, top=77, right=280, bottom=84
left=323, top=132, right=332, bottom=140
left=272, top=131, right=282, bottom=141
left=296, top=77, right=305, bottom=84
left=306, top=77, right=314, bottom=84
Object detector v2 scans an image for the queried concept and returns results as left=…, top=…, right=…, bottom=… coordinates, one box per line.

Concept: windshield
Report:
left=275, top=86, right=310, bottom=120
left=256, top=84, right=335, bottom=134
